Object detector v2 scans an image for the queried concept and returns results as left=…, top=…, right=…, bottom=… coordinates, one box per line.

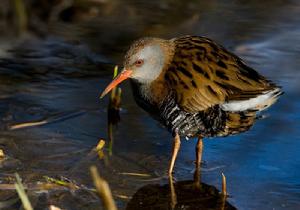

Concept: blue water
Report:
left=0, top=1, right=299, bottom=209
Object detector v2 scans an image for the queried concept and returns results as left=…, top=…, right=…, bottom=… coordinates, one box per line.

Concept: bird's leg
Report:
left=168, top=174, right=177, bottom=209
left=195, top=137, right=203, bottom=169
left=194, top=137, right=203, bottom=186
left=168, top=131, right=181, bottom=176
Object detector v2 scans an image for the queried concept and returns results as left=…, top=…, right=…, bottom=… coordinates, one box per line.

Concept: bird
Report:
left=100, top=35, right=282, bottom=177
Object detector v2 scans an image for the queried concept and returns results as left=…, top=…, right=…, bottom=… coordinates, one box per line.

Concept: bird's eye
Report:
left=135, top=59, right=144, bottom=67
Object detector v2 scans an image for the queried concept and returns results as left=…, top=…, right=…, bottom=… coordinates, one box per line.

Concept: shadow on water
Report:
left=0, top=0, right=299, bottom=210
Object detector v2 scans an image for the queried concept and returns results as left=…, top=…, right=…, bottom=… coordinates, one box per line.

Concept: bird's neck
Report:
left=131, top=76, right=170, bottom=106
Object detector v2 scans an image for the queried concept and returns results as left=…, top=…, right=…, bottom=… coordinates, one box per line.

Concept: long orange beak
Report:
left=100, top=69, right=132, bottom=98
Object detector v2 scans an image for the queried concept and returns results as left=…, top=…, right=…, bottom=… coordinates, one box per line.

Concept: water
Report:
left=0, top=0, right=300, bottom=209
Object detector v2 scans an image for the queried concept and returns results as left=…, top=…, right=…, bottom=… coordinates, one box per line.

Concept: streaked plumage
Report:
left=125, top=35, right=281, bottom=137
left=166, top=36, right=277, bottom=112
left=101, top=35, right=282, bottom=175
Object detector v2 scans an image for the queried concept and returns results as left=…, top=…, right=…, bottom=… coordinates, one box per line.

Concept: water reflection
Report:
left=127, top=179, right=235, bottom=210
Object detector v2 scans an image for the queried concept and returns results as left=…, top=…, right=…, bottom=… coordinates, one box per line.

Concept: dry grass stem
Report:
left=114, top=194, right=131, bottom=200
left=13, top=0, right=28, bottom=33
left=14, top=173, right=33, bottom=210
left=0, top=149, right=4, bottom=158
left=90, top=166, right=117, bottom=210
left=95, top=139, right=106, bottom=159
left=49, top=205, right=62, bottom=210
left=96, top=139, right=106, bottom=151
left=9, top=120, right=48, bottom=130
left=118, top=172, right=151, bottom=177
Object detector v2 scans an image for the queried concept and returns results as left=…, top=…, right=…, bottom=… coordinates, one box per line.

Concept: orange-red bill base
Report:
left=100, top=69, right=132, bottom=98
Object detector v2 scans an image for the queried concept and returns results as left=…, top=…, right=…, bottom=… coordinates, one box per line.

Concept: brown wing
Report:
left=165, top=35, right=276, bottom=113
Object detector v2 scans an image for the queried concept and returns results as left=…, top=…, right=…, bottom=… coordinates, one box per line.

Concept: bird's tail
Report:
left=221, top=87, right=283, bottom=112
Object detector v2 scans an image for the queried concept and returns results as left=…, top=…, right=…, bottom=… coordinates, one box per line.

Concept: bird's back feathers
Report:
left=164, top=35, right=281, bottom=113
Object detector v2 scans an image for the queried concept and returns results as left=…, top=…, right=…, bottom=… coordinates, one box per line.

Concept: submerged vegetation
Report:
left=0, top=62, right=231, bottom=209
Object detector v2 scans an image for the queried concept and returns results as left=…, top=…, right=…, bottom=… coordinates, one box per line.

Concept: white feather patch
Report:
left=221, top=88, right=281, bottom=112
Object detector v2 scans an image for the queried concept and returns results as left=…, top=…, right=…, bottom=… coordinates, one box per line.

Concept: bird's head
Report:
left=100, top=38, right=174, bottom=98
